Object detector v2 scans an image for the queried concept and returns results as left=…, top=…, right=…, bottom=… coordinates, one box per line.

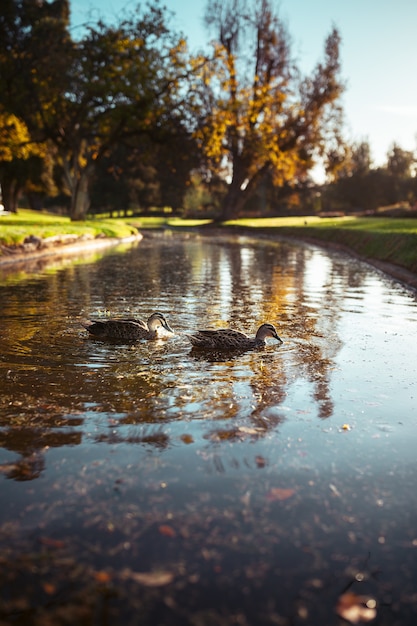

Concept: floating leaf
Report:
left=238, top=426, right=260, bottom=435
left=266, top=488, right=295, bottom=502
left=129, top=570, right=174, bottom=587
left=94, top=570, right=112, bottom=583
left=180, top=434, right=194, bottom=444
left=329, top=483, right=341, bottom=497
left=42, top=582, right=56, bottom=595
left=39, top=537, right=65, bottom=549
left=158, top=524, right=176, bottom=538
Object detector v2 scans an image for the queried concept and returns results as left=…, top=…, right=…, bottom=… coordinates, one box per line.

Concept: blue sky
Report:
left=70, top=0, right=417, bottom=168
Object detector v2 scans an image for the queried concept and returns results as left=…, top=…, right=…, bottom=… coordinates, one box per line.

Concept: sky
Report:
left=69, top=0, right=417, bottom=169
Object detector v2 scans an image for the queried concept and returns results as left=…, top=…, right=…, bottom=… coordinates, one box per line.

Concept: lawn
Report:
left=0, top=209, right=138, bottom=247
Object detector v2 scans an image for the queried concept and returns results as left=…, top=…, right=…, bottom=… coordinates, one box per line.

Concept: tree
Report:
left=385, top=143, right=416, bottom=207
left=324, top=139, right=417, bottom=213
left=194, top=0, right=344, bottom=220
left=0, top=0, right=74, bottom=211
left=90, top=105, right=201, bottom=215
left=0, top=1, right=194, bottom=220
left=0, top=110, right=46, bottom=212
left=47, top=4, right=195, bottom=219
left=386, top=143, right=414, bottom=179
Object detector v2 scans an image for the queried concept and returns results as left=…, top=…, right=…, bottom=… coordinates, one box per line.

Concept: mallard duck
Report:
left=187, top=322, right=282, bottom=351
left=81, top=312, right=173, bottom=341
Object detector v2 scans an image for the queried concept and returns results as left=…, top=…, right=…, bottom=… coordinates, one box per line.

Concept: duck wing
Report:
left=188, top=328, right=249, bottom=349
left=82, top=319, right=148, bottom=339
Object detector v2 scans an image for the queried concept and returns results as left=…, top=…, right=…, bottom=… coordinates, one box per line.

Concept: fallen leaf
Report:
left=94, top=570, right=112, bottom=583
left=241, top=491, right=251, bottom=507
left=158, top=524, right=176, bottom=538
left=42, top=583, right=56, bottom=595
left=39, top=537, right=65, bottom=549
left=180, top=434, right=194, bottom=444
left=329, top=483, right=341, bottom=497
left=129, top=571, right=174, bottom=587
left=266, top=488, right=295, bottom=502
left=336, top=592, right=377, bottom=624
left=238, top=426, right=260, bottom=435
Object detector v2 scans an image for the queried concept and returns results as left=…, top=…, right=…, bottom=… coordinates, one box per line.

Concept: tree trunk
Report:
left=70, top=170, right=90, bottom=221
left=1, top=178, right=20, bottom=213
left=218, top=175, right=248, bottom=221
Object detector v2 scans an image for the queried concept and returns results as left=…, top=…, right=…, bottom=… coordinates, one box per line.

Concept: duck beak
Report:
left=274, top=332, right=283, bottom=344
left=163, top=320, right=174, bottom=334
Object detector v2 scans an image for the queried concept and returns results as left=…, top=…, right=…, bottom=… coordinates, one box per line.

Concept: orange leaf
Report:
left=266, top=488, right=295, bottom=502
left=42, top=583, right=56, bottom=595
left=94, top=571, right=112, bottom=583
left=39, top=536, right=65, bottom=549
left=158, top=524, right=176, bottom=538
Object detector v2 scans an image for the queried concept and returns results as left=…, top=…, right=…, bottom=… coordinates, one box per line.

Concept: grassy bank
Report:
left=0, top=209, right=138, bottom=247
left=225, top=216, right=417, bottom=276
left=2, top=210, right=417, bottom=280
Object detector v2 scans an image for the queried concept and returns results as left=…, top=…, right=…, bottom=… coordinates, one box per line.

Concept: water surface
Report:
left=1, top=231, right=416, bottom=625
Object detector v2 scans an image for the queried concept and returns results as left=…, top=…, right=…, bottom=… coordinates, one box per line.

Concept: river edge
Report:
left=0, top=232, right=143, bottom=270
left=1, top=226, right=417, bottom=293
left=249, top=230, right=417, bottom=292
left=193, top=225, right=417, bottom=292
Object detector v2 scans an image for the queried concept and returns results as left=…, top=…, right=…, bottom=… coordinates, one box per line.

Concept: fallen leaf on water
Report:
left=94, top=571, right=112, bottom=584
left=180, top=434, right=194, bottom=444
left=42, top=583, right=56, bottom=595
left=329, top=483, right=341, bottom=497
left=129, top=570, right=174, bottom=587
left=39, top=537, right=65, bottom=549
left=336, top=592, right=377, bottom=624
left=158, top=524, right=176, bottom=538
left=238, top=426, right=260, bottom=435
left=266, top=488, right=295, bottom=502
left=241, top=491, right=251, bottom=507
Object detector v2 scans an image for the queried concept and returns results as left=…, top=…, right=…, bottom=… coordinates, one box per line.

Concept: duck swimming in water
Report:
left=186, top=322, right=282, bottom=351
left=81, top=312, right=173, bottom=341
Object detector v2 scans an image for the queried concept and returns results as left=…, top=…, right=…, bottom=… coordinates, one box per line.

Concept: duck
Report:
left=186, top=322, right=283, bottom=351
left=81, top=312, right=173, bottom=341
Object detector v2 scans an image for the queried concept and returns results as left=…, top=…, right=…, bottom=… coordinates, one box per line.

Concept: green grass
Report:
left=0, top=209, right=138, bottom=247
left=128, top=216, right=212, bottom=229
left=226, top=215, right=417, bottom=233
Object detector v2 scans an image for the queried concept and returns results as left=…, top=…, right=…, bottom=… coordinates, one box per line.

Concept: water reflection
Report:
left=1, top=233, right=416, bottom=473
left=1, top=232, right=417, bottom=623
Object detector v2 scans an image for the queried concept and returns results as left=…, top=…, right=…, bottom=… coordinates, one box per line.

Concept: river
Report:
left=0, top=231, right=416, bottom=625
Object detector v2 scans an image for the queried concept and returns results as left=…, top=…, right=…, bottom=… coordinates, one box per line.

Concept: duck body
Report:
left=81, top=312, right=173, bottom=341
left=187, top=323, right=282, bottom=351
